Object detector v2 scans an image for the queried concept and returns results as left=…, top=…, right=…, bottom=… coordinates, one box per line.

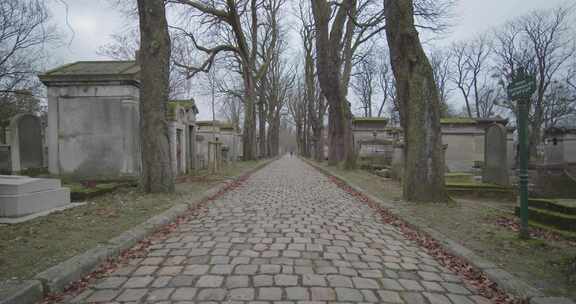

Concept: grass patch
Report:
left=446, top=182, right=510, bottom=189
left=0, top=160, right=266, bottom=281
left=445, top=173, right=475, bottom=184
left=311, top=160, right=576, bottom=300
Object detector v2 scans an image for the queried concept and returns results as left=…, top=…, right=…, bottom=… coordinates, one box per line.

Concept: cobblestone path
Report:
left=71, top=156, right=491, bottom=303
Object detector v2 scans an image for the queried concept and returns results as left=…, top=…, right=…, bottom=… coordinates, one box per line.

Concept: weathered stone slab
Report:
left=483, top=123, right=509, bottom=186
left=0, top=175, right=60, bottom=195
left=0, top=176, right=70, bottom=218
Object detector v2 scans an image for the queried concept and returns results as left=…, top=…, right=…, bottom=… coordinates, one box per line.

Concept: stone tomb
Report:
left=0, top=175, right=70, bottom=218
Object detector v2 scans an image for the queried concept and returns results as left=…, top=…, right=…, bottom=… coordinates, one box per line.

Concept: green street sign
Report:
left=507, top=76, right=536, bottom=100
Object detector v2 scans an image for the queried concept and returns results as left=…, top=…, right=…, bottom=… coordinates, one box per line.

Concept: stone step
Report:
left=528, top=198, right=576, bottom=215
left=0, top=175, right=61, bottom=195
left=515, top=206, right=576, bottom=232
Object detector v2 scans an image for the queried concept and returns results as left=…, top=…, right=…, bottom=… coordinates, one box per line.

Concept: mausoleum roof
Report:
left=196, top=120, right=237, bottom=131
left=196, top=120, right=220, bottom=127
left=39, top=61, right=140, bottom=86
left=440, top=117, right=509, bottom=126
left=352, top=117, right=388, bottom=123
left=42, top=61, right=140, bottom=76
left=168, top=99, right=199, bottom=115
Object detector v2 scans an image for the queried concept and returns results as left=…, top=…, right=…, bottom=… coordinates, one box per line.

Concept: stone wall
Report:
left=45, top=84, right=141, bottom=179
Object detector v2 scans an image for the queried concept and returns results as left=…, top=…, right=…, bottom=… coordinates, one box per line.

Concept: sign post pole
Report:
left=517, top=96, right=530, bottom=239
left=507, top=69, right=536, bottom=240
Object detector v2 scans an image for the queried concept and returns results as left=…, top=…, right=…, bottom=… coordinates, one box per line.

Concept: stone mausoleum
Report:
left=195, top=120, right=242, bottom=169
left=543, top=127, right=576, bottom=165
left=39, top=61, right=199, bottom=180
left=440, top=117, right=515, bottom=173
left=167, top=100, right=199, bottom=175
left=351, top=116, right=516, bottom=174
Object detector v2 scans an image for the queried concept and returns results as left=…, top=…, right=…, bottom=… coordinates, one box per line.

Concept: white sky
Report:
left=46, top=0, right=572, bottom=119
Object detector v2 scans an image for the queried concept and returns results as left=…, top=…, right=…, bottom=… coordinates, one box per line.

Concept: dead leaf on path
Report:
left=327, top=175, right=527, bottom=304
left=40, top=168, right=257, bottom=304
left=495, top=216, right=576, bottom=246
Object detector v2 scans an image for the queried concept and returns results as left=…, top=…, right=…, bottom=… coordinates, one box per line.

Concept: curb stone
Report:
left=0, top=158, right=276, bottom=304
left=0, top=280, right=43, bottom=304
left=302, top=158, right=575, bottom=304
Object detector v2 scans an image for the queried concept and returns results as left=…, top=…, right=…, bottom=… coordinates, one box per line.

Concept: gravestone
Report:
left=9, top=114, right=43, bottom=172
left=483, top=123, right=509, bottom=186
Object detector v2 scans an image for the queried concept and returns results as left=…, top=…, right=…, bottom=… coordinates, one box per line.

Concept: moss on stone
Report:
left=440, top=117, right=477, bottom=124
left=166, top=99, right=197, bottom=121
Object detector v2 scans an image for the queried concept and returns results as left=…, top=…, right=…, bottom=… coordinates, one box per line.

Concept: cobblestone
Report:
left=63, top=157, right=490, bottom=303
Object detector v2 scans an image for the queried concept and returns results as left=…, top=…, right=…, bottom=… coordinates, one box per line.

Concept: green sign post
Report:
left=507, top=69, right=536, bottom=239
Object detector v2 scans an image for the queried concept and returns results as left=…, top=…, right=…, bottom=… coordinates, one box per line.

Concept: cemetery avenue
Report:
left=1, top=1, right=576, bottom=304
left=60, top=157, right=494, bottom=304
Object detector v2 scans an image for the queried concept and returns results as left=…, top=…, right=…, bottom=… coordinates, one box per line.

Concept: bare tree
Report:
left=542, top=80, right=576, bottom=129
left=311, top=0, right=452, bottom=168
left=97, top=28, right=191, bottom=99
left=494, top=6, right=575, bottom=156
left=429, top=49, right=453, bottom=116
left=0, top=0, right=57, bottom=136
left=311, top=0, right=391, bottom=168
left=0, top=0, right=57, bottom=93
left=352, top=54, right=377, bottom=117
left=375, top=52, right=396, bottom=118
left=297, top=0, right=327, bottom=161
left=137, top=0, right=174, bottom=193
left=264, top=56, right=293, bottom=157
left=287, top=78, right=308, bottom=155
left=97, top=31, right=140, bottom=61
left=384, top=0, right=449, bottom=202
left=310, top=0, right=361, bottom=168
left=170, top=0, right=284, bottom=161
left=450, top=35, right=493, bottom=118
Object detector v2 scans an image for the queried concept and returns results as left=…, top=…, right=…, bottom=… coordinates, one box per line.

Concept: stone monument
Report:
left=8, top=114, right=44, bottom=173
left=483, top=123, right=509, bottom=186
left=0, top=175, right=70, bottom=218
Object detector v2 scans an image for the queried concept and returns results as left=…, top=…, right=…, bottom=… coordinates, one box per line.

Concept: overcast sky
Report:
left=46, top=0, right=571, bottom=119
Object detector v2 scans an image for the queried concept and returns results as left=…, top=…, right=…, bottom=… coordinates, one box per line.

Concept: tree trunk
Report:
left=384, top=0, right=448, bottom=202
left=312, top=0, right=356, bottom=169
left=258, top=98, right=266, bottom=159
left=529, top=120, right=542, bottom=161
left=137, top=0, right=174, bottom=193
left=267, top=113, right=280, bottom=157
left=313, top=124, right=323, bottom=161
left=242, top=70, right=257, bottom=161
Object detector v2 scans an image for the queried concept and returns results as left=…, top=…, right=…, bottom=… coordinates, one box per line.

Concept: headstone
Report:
left=483, top=123, right=509, bottom=186
left=0, top=175, right=70, bottom=218
left=8, top=114, right=43, bottom=172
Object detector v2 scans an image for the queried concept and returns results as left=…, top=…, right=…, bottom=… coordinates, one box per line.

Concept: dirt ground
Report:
left=317, top=162, right=576, bottom=300
left=0, top=160, right=264, bottom=281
